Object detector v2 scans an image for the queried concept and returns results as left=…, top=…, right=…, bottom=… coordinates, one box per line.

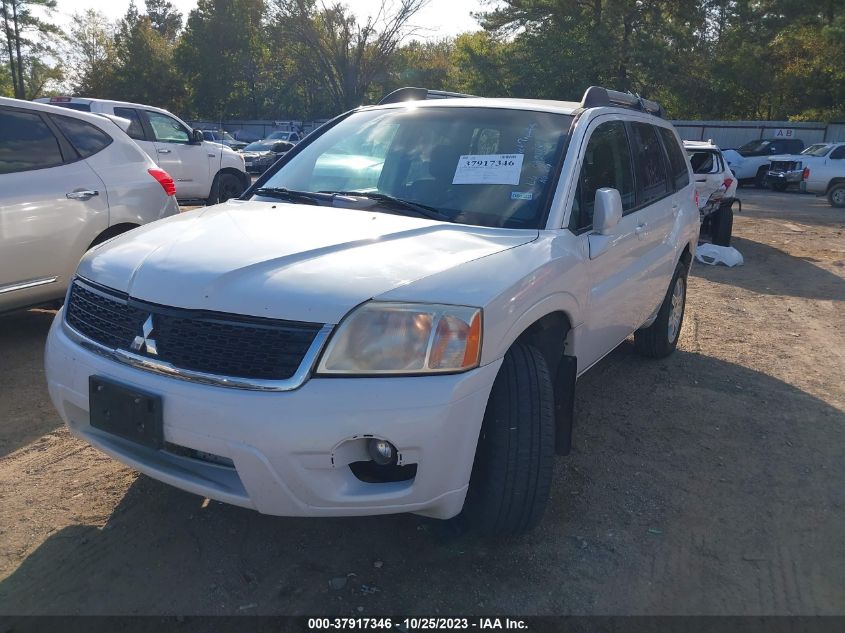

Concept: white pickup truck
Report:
left=35, top=97, right=249, bottom=204
left=766, top=142, right=845, bottom=207
left=45, top=86, right=700, bottom=536
left=722, top=137, right=806, bottom=187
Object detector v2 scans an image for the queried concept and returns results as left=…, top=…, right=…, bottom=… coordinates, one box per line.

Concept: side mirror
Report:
left=190, top=129, right=204, bottom=145
left=593, top=188, right=623, bottom=235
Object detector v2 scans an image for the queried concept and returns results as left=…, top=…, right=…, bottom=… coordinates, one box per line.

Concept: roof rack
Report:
left=580, top=86, right=665, bottom=118
left=378, top=87, right=476, bottom=105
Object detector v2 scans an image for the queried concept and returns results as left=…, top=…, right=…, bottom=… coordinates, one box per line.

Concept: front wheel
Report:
left=459, top=342, right=555, bottom=536
left=754, top=166, right=769, bottom=189
left=207, top=172, right=245, bottom=205
left=634, top=261, right=688, bottom=358
left=828, top=183, right=845, bottom=208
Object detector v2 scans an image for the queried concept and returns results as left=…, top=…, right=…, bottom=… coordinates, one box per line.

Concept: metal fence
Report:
left=189, top=117, right=845, bottom=149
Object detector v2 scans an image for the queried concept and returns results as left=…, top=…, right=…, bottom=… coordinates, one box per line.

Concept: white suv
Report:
left=34, top=97, right=249, bottom=203
left=45, top=87, right=699, bottom=535
left=1, top=97, right=179, bottom=314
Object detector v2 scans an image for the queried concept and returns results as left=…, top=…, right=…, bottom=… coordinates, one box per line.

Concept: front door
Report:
left=143, top=110, right=210, bottom=199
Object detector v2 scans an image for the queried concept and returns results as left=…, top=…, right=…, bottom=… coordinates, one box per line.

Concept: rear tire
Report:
left=754, top=166, right=769, bottom=188
left=827, top=183, right=845, bottom=208
left=634, top=261, right=688, bottom=359
left=460, top=342, right=555, bottom=536
left=710, top=204, right=733, bottom=247
left=207, top=172, right=244, bottom=205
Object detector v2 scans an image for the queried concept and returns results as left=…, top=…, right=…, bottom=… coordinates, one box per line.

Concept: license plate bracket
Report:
left=89, top=377, right=163, bottom=449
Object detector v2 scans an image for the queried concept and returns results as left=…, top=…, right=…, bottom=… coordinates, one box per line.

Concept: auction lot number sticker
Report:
left=452, top=154, right=525, bottom=185
left=307, top=617, right=528, bottom=630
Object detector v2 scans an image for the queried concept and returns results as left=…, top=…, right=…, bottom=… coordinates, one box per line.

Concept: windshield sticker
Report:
left=511, top=191, right=533, bottom=200
left=453, top=154, right=524, bottom=185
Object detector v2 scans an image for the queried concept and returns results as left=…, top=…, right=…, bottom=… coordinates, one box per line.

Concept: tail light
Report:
left=722, top=177, right=734, bottom=190
left=148, top=168, right=176, bottom=196
left=802, top=167, right=810, bottom=181
left=694, top=190, right=700, bottom=207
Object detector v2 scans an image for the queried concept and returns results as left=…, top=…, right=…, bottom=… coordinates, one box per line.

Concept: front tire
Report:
left=207, top=172, right=245, bottom=205
left=754, top=166, right=769, bottom=189
left=828, top=183, right=845, bottom=208
left=634, top=261, right=688, bottom=358
left=460, top=342, right=555, bottom=536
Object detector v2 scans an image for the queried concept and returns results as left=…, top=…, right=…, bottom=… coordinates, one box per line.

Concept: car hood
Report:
left=78, top=201, right=537, bottom=324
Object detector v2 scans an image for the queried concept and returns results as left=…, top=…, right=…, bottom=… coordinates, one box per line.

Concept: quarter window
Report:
left=114, top=107, right=146, bottom=140
left=0, top=109, right=64, bottom=174
left=630, top=123, right=670, bottom=206
left=657, top=127, right=690, bottom=190
left=570, top=120, right=636, bottom=231
left=52, top=115, right=112, bottom=158
left=147, top=111, right=189, bottom=143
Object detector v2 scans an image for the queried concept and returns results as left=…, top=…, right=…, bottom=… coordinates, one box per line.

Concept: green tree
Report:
left=1, top=0, right=62, bottom=99
left=66, top=9, right=116, bottom=96
left=146, top=0, right=182, bottom=43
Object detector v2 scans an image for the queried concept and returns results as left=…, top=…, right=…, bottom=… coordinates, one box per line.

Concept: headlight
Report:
left=317, top=302, right=482, bottom=375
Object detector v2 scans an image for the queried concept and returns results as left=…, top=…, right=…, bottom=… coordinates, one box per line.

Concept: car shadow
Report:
left=1, top=344, right=843, bottom=616
left=0, top=308, right=60, bottom=458
left=692, top=236, right=845, bottom=301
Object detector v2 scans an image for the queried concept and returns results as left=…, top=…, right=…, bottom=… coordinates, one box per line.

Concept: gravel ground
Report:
left=0, top=189, right=843, bottom=616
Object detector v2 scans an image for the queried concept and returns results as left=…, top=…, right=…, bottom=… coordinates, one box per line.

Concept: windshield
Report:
left=221, top=131, right=236, bottom=141
left=244, top=141, right=269, bottom=151
left=737, top=140, right=770, bottom=155
left=257, top=106, right=572, bottom=229
left=267, top=131, right=290, bottom=140
left=801, top=144, right=832, bottom=157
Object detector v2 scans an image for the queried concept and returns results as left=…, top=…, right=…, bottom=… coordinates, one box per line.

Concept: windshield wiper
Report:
left=253, top=187, right=334, bottom=204
left=323, top=191, right=453, bottom=222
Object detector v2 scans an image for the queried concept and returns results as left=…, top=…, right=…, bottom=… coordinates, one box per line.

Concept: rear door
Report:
left=0, top=106, right=109, bottom=311
left=142, top=110, right=210, bottom=199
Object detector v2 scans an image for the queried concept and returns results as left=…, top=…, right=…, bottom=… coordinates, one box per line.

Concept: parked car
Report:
left=766, top=142, right=845, bottom=205
left=684, top=140, right=739, bottom=246
left=0, top=97, right=179, bottom=314
left=200, top=129, right=247, bottom=151
left=45, top=86, right=699, bottom=536
left=240, top=139, right=294, bottom=173
left=232, top=129, right=262, bottom=143
left=34, top=97, right=249, bottom=203
left=722, top=137, right=805, bottom=187
left=265, top=130, right=301, bottom=143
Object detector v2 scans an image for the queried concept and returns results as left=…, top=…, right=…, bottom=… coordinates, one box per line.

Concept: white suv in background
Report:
left=35, top=97, right=249, bottom=204
left=684, top=140, right=739, bottom=246
left=45, top=87, right=699, bottom=536
left=0, top=97, right=179, bottom=314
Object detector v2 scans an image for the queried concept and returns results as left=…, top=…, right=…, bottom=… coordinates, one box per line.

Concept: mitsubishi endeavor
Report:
left=45, top=87, right=700, bottom=535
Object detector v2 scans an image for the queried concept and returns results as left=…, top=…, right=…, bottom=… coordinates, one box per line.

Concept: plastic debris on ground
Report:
left=695, top=243, right=744, bottom=267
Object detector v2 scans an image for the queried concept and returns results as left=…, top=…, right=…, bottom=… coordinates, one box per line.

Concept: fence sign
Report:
left=772, top=128, right=795, bottom=138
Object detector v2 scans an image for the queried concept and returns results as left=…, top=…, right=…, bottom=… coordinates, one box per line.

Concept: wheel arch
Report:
left=825, top=177, right=845, bottom=193
left=87, top=222, right=140, bottom=250
left=214, top=166, right=251, bottom=192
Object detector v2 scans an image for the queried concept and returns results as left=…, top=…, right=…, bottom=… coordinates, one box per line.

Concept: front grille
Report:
left=770, top=160, right=798, bottom=172
left=65, top=279, right=323, bottom=381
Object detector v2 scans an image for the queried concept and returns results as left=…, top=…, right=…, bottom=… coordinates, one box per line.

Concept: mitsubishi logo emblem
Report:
left=131, top=315, right=158, bottom=355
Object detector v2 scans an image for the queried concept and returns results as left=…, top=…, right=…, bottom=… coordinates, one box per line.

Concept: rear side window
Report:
left=657, top=127, right=690, bottom=189
left=114, top=107, right=146, bottom=140
left=0, top=109, right=64, bottom=174
left=630, top=123, right=670, bottom=206
left=52, top=115, right=112, bottom=158
left=687, top=150, right=718, bottom=174
left=830, top=145, right=845, bottom=160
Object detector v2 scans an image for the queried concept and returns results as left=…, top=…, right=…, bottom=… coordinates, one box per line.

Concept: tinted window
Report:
left=630, top=123, right=670, bottom=206
left=687, top=150, right=718, bottom=174
left=830, top=145, right=845, bottom=160
left=657, top=127, right=690, bottom=189
left=0, top=109, right=64, bottom=174
left=49, top=102, right=92, bottom=112
left=147, top=111, right=189, bottom=143
left=114, top=107, right=146, bottom=140
left=52, top=115, right=112, bottom=158
left=570, top=120, right=635, bottom=231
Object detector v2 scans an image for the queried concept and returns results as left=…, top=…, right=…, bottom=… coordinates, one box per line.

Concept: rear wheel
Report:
left=207, top=172, right=244, bottom=205
left=754, top=166, right=769, bottom=188
left=460, top=342, right=555, bottom=536
left=828, top=183, right=845, bottom=208
left=710, top=203, right=734, bottom=247
left=634, top=261, right=688, bottom=359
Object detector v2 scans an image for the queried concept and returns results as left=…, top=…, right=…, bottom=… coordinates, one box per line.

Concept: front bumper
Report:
left=766, top=169, right=804, bottom=184
left=45, top=311, right=501, bottom=519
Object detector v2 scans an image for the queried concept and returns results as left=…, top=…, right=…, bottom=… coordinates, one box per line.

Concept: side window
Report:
left=0, top=109, right=64, bottom=174
left=830, top=145, right=845, bottom=160
left=52, top=115, right=112, bottom=158
left=569, top=120, right=635, bottom=231
left=657, top=127, right=690, bottom=190
left=630, top=123, right=670, bottom=206
left=113, top=107, right=146, bottom=141
left=687, top=151, right=717, bottom=174
left=146, top=111, right=190, bottom=143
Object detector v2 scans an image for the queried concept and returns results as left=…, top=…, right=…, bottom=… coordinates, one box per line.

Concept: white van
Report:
left=34, top=97, right=249, bottom=203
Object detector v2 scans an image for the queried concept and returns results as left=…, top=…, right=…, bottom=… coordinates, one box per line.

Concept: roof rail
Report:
left=580, top=86, right=665, bottom=118
left=378, top=87, right=477, bottom=105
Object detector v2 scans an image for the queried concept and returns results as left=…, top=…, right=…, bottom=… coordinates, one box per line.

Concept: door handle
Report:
left=635, top=223, right=647, bottom=234
left=157, top=148, right=171, bottom=154
left=66, top=190, right=99, bottom=200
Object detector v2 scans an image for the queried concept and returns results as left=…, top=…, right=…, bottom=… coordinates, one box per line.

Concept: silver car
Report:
left=0, top=97, right=180, bottom=314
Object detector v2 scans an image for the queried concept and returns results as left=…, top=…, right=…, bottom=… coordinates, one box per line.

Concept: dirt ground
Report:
left=0, top=189, right=843, bottom=616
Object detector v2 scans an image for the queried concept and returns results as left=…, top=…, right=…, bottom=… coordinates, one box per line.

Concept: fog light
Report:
left=367, top=438, right=397, bottom=466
